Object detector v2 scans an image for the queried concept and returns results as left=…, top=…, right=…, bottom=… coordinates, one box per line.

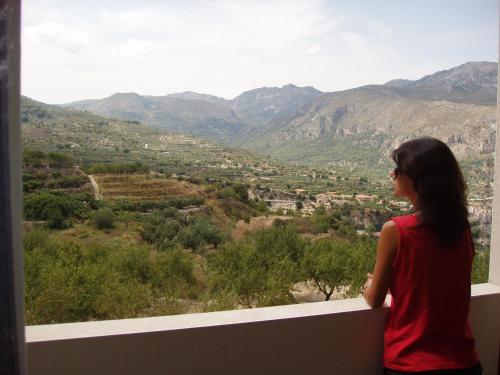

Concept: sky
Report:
left=22, top=0, right=498, bottom=104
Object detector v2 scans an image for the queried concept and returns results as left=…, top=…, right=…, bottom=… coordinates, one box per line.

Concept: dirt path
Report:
left=88, top=175, right=103, bottom=200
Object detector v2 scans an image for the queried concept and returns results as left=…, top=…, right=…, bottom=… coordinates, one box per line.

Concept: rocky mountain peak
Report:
left=384, top=62, right=497, bottom=90
left=229, top=84, right=323, bottom=126
left=384, top=79, right=413, bottom=88
left=414, top=61, right=497, bottom=91
left=109, top=92, right=142, bottom=98
left=166, top=91, right=228, bottom=105
left=381, top=61, right=497, bottom=105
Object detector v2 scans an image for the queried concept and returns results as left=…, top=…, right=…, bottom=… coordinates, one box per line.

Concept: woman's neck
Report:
left=408, top=194, right=418, bottom=210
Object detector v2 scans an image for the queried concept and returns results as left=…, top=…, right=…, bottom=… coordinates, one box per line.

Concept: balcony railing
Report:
left=25, top=283, right=500, bottom=375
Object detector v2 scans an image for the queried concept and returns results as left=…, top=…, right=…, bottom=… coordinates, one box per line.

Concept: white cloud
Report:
left=209, top=0, right=340, bottom=49
left=368, top=21, right=414, bottom=38
left=24, top=21, right=91, bottom=53
left=306, top=44, right=321, bottom=54
left=338, top=31, right=367, bottom=53
left=98, top=7, right=190, bottom=35
left=110, top=38, right=158, bottom=58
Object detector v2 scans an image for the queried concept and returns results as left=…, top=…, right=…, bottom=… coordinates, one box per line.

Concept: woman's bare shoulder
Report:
left=380, top=220, right=399, bottom=245
left=382, top=220, right=397, bottom=231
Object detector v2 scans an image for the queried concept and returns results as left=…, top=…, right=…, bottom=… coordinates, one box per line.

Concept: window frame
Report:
left=3, top=1, right=500, bottom=374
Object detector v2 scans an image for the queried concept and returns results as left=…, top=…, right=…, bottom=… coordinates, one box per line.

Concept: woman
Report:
left=363, top=137, right=482, bottom=374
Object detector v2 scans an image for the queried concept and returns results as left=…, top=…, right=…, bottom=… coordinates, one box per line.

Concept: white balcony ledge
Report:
left=26, top=283, right=500, bottom=375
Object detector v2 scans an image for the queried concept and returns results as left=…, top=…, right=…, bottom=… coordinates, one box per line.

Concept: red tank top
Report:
left=384, top=214, right=479, bottom=371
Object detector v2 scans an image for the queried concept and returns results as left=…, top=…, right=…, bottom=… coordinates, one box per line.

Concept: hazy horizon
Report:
left=23, top=60, right=490, bottom=106
left=22, top=0, right=498, bottom=104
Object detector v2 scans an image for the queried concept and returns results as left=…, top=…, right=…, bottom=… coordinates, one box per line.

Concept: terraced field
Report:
left=94, top=174, right=204, bottom=201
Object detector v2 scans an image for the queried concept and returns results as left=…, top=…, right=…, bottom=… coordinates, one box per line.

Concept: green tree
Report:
left=24, top=191, right=94, bottom=225
left=310, top=206, right=330, bottom=234
left=302, top=238, right=376, bottom=300
left=178, top=216, right=222, bottom=251
left=302, top=240, right=350, bottom=300
left=23, top=231, right=198, bottom=324
left=47, top=152, right=73, bottom=168
left=152, top=248, right=197, bottom=299
left=23, top=149, right=45, bottom=167
left=208, top=241, right=260, bottom=307
left=23, top=236, right=152, bottom=324
left=255, top=200, right=269, bottom=213
left=208, top=226, right=306, bottom=307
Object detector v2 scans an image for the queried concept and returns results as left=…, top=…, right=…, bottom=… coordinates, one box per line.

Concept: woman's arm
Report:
left=364, top=220, right=399, bottom=308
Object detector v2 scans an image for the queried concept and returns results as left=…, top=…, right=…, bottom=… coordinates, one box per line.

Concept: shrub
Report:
left=57, top=175, right=88, bottom=188
left=112, top=196, right=204, bottom=212
left=232, top=183, right=249, bottom=203
left=92, top=208, right=115, bottom=230
left=309, top=206, right=331, bottom=234
left=23, top=178, right=44, bottom=192
left=24, top=191, right=94, bottom=225
left=152, top=248, right=196, bottom=298
left=272, top=218, right=288, bottom=228
left=142, top=220, right=180, bottom=250
left=47, top=208, right=70, bottom=229
left=178, top=216, right=222, bottom=251
left=216, top=187, right=238, bottom=200
left=311, top=220, right=329, bottom=234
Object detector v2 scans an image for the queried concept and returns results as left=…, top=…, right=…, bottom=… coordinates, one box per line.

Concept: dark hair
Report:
left=391, top=137, right=469, bottom=247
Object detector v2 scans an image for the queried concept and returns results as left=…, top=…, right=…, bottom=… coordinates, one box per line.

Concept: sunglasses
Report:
left=391, top=167, right=400, bottom=180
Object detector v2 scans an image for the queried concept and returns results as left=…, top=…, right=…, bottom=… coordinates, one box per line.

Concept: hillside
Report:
left=64, top=85, right=322, bottom=143
left=65, top=92, right=245, bottom=143
left=232, top=62, right=497, bottom=186
left=230, top=84, right=323, bottom=129
left=21, top=96, right=271, bottom=178
left=241, top=86, right=496, bottom=164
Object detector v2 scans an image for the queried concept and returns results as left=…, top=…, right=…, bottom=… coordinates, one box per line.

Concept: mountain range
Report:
left=58, top=61, right=497, bottom=170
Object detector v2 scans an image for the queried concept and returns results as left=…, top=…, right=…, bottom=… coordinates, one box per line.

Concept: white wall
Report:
left=26, top=284, right=500, bottom=375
